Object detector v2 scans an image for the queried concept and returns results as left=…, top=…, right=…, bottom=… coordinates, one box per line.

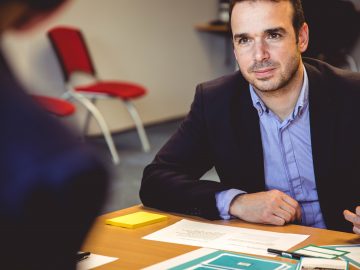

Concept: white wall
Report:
left=2, top=0, right=235, bottom=135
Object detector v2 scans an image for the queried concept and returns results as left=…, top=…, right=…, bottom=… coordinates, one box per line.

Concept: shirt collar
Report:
left=249, top=65, right=309, bottom=119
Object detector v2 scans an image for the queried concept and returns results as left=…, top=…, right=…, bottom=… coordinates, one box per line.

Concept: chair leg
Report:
left=71, top=92, right=120, bottom=164
left=83, top=98, right=96, bottom=135
left=61, top=91, right=72, bottom=100
left=123, top=100, right=150, bottom=152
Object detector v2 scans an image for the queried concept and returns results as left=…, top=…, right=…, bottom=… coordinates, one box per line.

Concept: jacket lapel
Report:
left=229, top=73, right=265, bottom=192
left=306, top=62, right=336, bottom=193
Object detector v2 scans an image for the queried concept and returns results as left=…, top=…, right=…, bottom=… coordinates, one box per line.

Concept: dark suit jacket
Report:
left=140, top=58, right=360, bottom=233
left=0, top=52, right=108, bottom=269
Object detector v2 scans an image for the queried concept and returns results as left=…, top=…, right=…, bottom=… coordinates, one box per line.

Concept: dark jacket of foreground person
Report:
left=0, top=51, right=108, bottom=270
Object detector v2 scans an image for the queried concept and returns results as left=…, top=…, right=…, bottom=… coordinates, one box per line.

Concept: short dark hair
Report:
left=229, top=0, right=305, bottom=42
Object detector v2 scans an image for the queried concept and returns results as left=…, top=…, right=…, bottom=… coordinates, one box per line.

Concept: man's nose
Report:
left=254, top=40, right=270, bottom=62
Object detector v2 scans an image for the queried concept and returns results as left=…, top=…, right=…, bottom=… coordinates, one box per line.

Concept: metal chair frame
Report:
left=63, top=83, right=151, bottom=164
left=48, top=26, right=151, bottom=164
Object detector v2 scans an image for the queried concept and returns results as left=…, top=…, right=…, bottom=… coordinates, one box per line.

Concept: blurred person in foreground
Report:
left=140, top=0, right=360, bottom=233
left=0, top=0, right=108, bottom=269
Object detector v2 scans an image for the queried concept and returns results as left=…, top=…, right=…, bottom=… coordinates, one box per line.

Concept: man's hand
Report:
left=344, top=206, right=360, bottom=235
left=229, top=189, right=302, bottom=226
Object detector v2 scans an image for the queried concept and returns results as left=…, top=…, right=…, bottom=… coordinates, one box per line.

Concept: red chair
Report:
left=32, top=95, right=75, bottom=117
left=47, top=26, right=151, bottom=164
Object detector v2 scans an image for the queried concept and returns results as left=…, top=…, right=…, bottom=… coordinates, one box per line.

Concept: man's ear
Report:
left=298, top=22, right=309, bottom=53
left=233, top=48, right=238, bottom=62
left=233, top=39, right=239, bottom=62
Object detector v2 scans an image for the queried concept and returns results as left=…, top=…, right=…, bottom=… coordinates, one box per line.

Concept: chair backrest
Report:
left=47, top=26, right=96, bottom=81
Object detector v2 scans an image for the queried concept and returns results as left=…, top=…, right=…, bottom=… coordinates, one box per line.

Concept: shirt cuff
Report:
left=215, top=189, right=246, bottom=220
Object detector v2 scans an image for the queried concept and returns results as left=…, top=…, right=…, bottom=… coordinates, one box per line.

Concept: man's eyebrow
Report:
left=233, top=33, right=248, bottom=40
left=264, top=27, right=287, bottom=34
left=233, top=27, right=287, bottom=39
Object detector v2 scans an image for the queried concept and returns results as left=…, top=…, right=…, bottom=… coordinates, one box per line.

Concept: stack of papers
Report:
left=143, top=219, right=309, bottom=257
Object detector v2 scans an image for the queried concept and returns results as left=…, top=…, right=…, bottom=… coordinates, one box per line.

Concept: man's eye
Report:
left=268, top=33, right=281, bottom=39
left=238, top=38, right=249, bottom=44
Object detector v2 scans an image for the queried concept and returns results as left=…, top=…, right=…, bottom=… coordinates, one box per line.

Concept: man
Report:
left=0, top=0, right=108, bottom=269
left=140, top=0, right=359, bottom=233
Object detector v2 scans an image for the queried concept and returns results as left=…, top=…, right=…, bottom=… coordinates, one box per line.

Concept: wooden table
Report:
left=82, top=205, right=360, bottom=269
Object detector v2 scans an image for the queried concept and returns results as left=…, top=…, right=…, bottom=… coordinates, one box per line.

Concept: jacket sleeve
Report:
left=140, top=84, right=228, bottom=219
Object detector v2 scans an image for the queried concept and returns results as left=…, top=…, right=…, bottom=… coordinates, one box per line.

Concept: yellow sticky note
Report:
left=105, top=211, right=167, bottom=229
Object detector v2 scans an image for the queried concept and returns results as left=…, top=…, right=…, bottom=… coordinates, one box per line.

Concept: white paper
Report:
left=324, top=244, right=360, bottom=268
left=77, top=253, right=118, bottom=270
left=143, top=219, right=309, bottom=257
left=295, top=249, right=336, bottom=259
left=304, top=246, right=346, bottom=256
left=298, top=258, right=347, bottom=270
left=340, top=246, right=360, bottom=263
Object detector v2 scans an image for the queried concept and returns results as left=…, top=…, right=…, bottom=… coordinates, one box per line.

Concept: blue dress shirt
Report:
left=215, top=67, right=326, bottom=228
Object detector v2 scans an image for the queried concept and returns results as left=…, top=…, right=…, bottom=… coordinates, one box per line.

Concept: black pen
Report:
left=77, top=251, right=91, bottom=262
left=267, top=248, right=313, bottom=260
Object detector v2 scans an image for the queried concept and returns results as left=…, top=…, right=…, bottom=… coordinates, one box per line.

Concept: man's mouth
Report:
left=253, top=67, right=276, bottom=79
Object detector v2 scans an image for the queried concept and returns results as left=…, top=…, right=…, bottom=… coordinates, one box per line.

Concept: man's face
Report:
left=231, top=0, right=308, bottom=93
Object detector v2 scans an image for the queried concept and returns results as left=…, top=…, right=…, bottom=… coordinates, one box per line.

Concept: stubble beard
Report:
left=244, top=53, right=301, bottom=94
